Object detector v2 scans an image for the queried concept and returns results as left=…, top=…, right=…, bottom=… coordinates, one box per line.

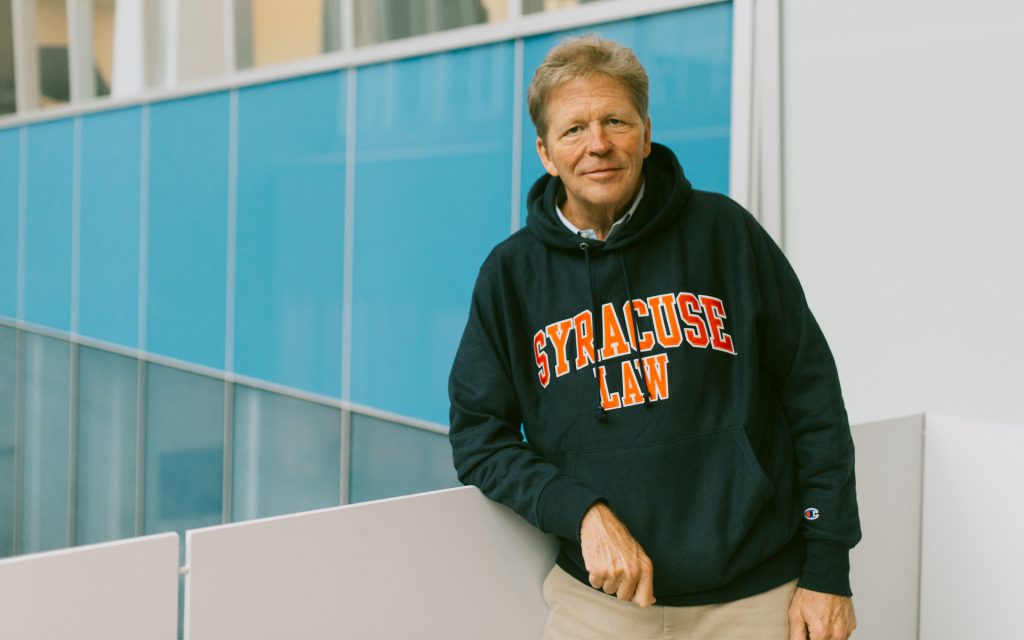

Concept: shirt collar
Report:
left=555, top=181, right=645, bottom=241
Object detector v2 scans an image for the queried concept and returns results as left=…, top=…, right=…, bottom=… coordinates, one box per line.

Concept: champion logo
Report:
left=804, top=507, right=820, bottom=521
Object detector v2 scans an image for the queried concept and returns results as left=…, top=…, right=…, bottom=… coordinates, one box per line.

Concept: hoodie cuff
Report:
left=798, top=540, right=853, bottom=597
left=535, top=475, right=606, bottom=542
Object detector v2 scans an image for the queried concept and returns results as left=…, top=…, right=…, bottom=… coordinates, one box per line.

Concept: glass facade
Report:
left=0, top=3, right=734, bottom=559
left=76, top=346, right=137, bottom=545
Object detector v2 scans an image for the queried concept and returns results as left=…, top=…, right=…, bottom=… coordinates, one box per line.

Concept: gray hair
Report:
left=527, top=35, right=649, bottom=140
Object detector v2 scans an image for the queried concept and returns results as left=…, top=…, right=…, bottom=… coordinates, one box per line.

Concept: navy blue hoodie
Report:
left=448, top=143, right=860, bottom=605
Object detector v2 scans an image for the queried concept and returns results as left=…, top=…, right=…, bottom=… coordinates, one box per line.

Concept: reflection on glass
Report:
left=354, top=0, right=502, bottom=47
left=91, top=0, right=114, bottom=96
left=76, top=346, right=136, bottom=545
left=0, top=326, right=16, bottom=556
left=144, top=363, right=224, bottom=536
left=522, top=0, right=611, bottom=14
left=349, top=413, right=459, bottom=503
left=0, top=0, right=15, bottom=114
left=37, top=0, right=70, bottom=107
left=19, top=332, right=71, bottom=553
left=232, top=386, right=340, bottom=521
left=236, top=0, right=341, bottom=70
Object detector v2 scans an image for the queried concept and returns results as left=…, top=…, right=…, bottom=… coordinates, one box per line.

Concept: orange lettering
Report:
left=647, top=293, right=683, bottom=348
left=699, top=295, right=736, bottom=355
left=640, top=353, right=670, bottom=401
left=622, top=300, right=656, bottom=352
left=533, top=330, right=550, bottom=387
left=621, top=361, right=645, bottom=407
left=600, top=303, right=631, bottom=360
left=573, top=310, right=595, bottom=370
left=596, top=365, right=621, bottom=410
left=545, top=319, right=574, bottom=377
left=677, top=293, right=710, bottom=348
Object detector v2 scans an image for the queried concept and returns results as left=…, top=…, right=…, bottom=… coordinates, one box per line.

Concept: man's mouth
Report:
left=583, top=167, right=621, bottom=178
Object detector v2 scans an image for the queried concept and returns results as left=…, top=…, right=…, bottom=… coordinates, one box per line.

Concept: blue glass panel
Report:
left=0, top=326, right=16, bottom=556
left=348, top=413, right=458, bottom=503
left=144, top=363, right=223, bottom=535
left=79, top=108, right=141, bottom=348
left=76, top=346, right=137, bottom=545
left=0, top=130, right=18, bottom=320
left=147, top=94, right=229, bottom=369
left=234, top=73, right=345, bottom=397
left=520, top=4, right=733, bottom=224
left=352, top=43, right=514, bottom=424
left=19, top=332, right=71, bottom=553
left=23, top=121, right=74, bottom=330
left=232, top=385, right=340, bottom=521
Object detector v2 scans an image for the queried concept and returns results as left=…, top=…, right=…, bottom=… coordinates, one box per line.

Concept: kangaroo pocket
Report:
left=571, top=427, right=793, bottom=596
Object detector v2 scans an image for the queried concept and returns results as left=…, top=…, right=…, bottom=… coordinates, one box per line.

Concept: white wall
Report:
left=919, top=415, right=1024, bottom=638
left=781, top=0, right=1024, bottom=426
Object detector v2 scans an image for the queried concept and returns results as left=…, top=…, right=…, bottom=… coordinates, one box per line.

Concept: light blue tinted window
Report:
left=0, top=326, right=16, bottom=556
left=147, top=94, right=229, bottom=369
left=19, top=332, right=70, bottom=552
left=24, top=121, right=74, bottom=330
left=144, top=363, right=223, bottom=535
left=351, top=44, right=514, bottom=424
left=79, top=108, right=141, bottom=348
left=349, top=413, right=458, bottom=503
left=234, top=73, right=345, bottom=397
left=0, top=129, right=18, bottom=319
left=76, top=346, right=137, bottom=545
left=520, top=5, right=733, bottom=224
left=232, top=385, right=340, bottom=521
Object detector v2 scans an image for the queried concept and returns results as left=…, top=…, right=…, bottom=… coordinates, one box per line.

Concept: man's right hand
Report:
left=579, top=502, right=656, bottom=608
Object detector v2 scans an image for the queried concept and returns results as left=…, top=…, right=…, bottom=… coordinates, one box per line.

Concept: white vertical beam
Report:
left=222, top=0, right=236, bottom=73
left=161, top=0, right=180, bottom=85
left=753, top=0, right=782, bottom=245
left=111, top=0, right=146, bottom=96
left=507, top=0, right=523, bottom=20
left=11, top=0, right=40, bottom=113
left=340, top=0, right=355, bottom=51
left=66, top=0, right=97, bottom=103
left=510, top=37, right=523, bottom=234
left=728, top=0, right=753, bottom=211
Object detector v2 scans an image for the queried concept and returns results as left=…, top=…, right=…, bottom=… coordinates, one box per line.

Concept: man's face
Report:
left=536, top=74, right=652, bottom=220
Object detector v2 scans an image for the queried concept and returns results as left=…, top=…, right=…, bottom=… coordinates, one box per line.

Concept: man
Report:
left=449, top=35, right=860, bottom=639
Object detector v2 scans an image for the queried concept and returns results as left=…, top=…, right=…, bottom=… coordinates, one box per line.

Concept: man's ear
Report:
left=643, top=116, right=652, bottom=157
left=536, top=136, right=559, bottom=177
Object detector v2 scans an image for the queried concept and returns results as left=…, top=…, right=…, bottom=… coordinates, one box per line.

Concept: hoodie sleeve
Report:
left=448, top=264, right=605, bottom=542
left=749, top=217, right=862, bottom=597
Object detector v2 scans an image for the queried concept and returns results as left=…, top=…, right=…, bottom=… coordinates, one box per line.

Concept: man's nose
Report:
left=586, top=125, right=611, bottom=153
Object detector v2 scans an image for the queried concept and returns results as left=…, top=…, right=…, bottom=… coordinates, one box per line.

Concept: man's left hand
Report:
left=788, top=587, right=856, bottom=640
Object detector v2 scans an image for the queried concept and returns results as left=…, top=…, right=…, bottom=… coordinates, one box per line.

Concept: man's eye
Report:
left=565, top=125, right=583, bottom=136
left=608, top=118, right=624, bottom=125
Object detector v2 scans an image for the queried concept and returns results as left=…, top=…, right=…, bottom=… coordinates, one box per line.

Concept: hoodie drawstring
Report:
left=580, top=242, right=653, bottom=420
left=619, top=252, right=652, bottom=409
left=579, top=241, right=607, bottom=421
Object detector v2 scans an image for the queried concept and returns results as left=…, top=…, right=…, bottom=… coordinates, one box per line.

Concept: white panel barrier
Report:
left=2, top=415, right=1014, bottom=638
left=184, top=486, right=559, bottom=639
left=919, top=415, right=1024, bottom=639
left=849, top=414, right=924, bottom=640
left=0, top=532, right=180, bottom=639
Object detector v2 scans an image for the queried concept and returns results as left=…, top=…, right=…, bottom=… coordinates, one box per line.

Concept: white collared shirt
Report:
left=555, top=182, right=646, bottom=241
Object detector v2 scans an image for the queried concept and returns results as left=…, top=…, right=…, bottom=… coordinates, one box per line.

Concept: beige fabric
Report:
left=542, top=564, right=798, bottom=640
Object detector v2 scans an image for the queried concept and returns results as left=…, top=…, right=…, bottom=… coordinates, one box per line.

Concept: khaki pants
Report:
left=542, top=564, right=798, bottom=640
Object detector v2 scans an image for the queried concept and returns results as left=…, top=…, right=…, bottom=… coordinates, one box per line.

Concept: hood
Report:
left=525, top=142, right=692, bottom=253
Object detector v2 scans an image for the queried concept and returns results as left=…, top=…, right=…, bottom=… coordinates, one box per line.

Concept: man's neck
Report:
left=559, top=182, right=644, bottom=241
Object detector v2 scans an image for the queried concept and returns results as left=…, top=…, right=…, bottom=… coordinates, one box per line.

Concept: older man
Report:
left=449, top=36, right=860, bottom=639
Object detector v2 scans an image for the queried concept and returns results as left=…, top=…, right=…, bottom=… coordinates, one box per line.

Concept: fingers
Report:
left=631, top=559, right=656, bottom=608
left=788, top=601, right=808, bottom=640
left=789, top=618, right=807, bottom=640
